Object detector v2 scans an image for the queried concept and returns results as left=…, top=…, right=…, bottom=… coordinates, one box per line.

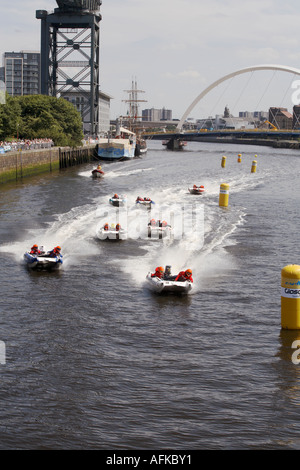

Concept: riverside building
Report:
left=2, top=51, right=40, bottom=96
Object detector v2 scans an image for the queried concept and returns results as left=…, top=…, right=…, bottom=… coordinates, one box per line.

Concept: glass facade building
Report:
left=3, top=51, right=40, bottom=96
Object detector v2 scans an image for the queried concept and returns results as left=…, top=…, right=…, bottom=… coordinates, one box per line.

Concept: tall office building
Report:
left=142, top=107, right=172, bottom=121
left=2, top=51, right=40, bottom=96
left=61, top=90, right=112, bottom=135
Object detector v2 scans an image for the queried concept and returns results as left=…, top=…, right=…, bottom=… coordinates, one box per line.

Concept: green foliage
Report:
left=0, top=94, right=84, bottom=147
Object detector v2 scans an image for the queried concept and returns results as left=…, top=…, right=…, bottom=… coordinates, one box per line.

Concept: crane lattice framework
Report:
left=36, top=1, right=102, bottom=136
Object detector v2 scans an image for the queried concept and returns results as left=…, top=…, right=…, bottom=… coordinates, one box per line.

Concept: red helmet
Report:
left=156, top=266, right=164, bottom=273
left=185, top=269, right=192, bottom=277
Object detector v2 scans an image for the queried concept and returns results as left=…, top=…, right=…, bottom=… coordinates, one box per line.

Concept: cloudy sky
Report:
left=1, top=0, right=300, bottom=120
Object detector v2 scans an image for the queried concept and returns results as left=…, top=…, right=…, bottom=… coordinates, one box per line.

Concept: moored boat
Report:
left=135, top=137, right=147, bottom=156
left=97, top=122, right=136, bottom=161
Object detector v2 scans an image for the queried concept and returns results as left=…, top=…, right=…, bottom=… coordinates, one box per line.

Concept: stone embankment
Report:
left=191, top=136, right=300, bottom=148
left=0, top=145, right=96, bottom=184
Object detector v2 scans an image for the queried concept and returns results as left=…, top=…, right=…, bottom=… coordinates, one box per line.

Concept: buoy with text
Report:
left=219, top=183, right=229, bottom=207
left=237, top=153, right=242, bottom=163
left=281, top=264, right=300, bottom=329
left=251, top=160, right=257, bottom=173
left=221, top=156, right=226, bottom=168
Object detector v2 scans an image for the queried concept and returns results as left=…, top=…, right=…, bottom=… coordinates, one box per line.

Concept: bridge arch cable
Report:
left=269, top=72, right=298, bottom=129
left=226, top=70, right=255, bottom=128
left=253, top=69, right=277, bottom=112
left=176, top=65, right=300, bottom=131
left=197, top=76, right=236, bottom=130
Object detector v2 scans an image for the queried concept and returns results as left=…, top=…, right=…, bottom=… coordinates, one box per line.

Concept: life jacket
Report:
left=151, top=272, right=163, bottom=279
left=175, top=271, right=193, bottom=283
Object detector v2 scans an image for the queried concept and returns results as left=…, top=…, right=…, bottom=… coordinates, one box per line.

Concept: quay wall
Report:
left=0, top=145, right=96, bottom=184
left=187, top=136, right=300, bottom=148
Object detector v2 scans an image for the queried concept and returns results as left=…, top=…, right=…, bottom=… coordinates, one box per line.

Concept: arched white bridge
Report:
left=176, top=64, right=300, bottom=131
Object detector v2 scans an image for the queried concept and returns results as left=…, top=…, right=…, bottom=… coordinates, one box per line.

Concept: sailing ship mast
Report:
left=122, top=79, right=147, bottom=129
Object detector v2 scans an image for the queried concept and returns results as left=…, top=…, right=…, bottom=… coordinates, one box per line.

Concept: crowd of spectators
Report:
left=0, top=138, right=54, bottom=152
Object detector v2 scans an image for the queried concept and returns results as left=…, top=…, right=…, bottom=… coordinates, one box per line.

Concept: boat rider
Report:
left=175, top=269, right=193, bottom=283
left=104, top=223, right=109, bottom=231
left=48, top=246, right=62, bottom=258
left=151, top=266, right=164, bottom=279
left=30, top=244, right=40, bottom=254
left=116, top=223, right=121, bottom=231
left=97, top=164, right=102, bottom=170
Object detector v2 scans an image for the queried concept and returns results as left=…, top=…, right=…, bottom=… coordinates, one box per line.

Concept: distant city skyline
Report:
left=1, top=1, right=300, bottom=121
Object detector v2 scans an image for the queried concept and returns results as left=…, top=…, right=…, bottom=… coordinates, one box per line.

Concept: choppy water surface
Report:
left=1, top=140, right=300, bottom=449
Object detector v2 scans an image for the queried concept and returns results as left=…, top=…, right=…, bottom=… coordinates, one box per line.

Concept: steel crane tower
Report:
left=36, top=1, right=102, bottom=136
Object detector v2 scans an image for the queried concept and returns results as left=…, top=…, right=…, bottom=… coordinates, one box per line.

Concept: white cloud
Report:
left=1, top=0, right=300, bottom=119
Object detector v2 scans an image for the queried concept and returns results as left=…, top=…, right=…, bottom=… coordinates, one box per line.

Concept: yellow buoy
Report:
left=219, top=183, right=229, bottom=207
left=221, top=156, right=226, bottom=168
left=251, top=160, right=257, bottom=173
left=281, top=265, right=300, bottom=329
left=237, top=153, right=242, bottom=163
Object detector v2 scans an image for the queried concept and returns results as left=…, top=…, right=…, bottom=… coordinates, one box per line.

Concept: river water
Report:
left=0, top=140, right=300, bottom=450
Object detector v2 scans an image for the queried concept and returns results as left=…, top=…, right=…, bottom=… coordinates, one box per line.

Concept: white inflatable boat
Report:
left=188, top=185, right=204, bottom=195
left=97, top=224, right=127, bottom=240
left=136, top=197, right=155, bottom=209
left=147, top=224, right=172, bottom=239
left=109, top=195, right=127, bottom=207
left=24, top=252, right=63, bottom=271
left=145, top=273, right=193, bottom=294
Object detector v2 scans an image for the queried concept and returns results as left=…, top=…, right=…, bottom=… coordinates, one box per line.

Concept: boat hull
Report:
left=136, top=200, right=154, bottom=210
left=97, top=138, right=136, bottom=160
left=145, top=273, right=192, bottom=294
left=97, top=228, right=127, bottom=240
left=109, top=197, right=127, bottom=207
left=24, top=252, right=63, bottom=271
left=147, top=225, right=171, bottom=239
left=92, top=169, right=105, bottom=178
left=188, top=187, right=204, bottom=195
left=135, top=140, right=147, bottom=156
